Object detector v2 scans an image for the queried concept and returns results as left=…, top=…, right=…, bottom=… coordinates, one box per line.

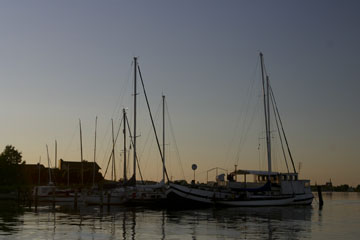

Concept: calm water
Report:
left=0, top=192, right=359, bottom=239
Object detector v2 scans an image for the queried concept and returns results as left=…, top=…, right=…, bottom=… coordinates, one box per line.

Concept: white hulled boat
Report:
left=166, top=53, right=313, bottom=207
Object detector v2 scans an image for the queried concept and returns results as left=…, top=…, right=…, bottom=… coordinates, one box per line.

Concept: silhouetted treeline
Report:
left=311, top=184, right=360, bottom=192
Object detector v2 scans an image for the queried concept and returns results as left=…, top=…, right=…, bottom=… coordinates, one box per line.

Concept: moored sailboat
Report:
left=166, top=53, right=313, bottom=207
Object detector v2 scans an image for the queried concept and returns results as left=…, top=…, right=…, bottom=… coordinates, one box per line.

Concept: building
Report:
left=59, top=159, right=102, bottom=185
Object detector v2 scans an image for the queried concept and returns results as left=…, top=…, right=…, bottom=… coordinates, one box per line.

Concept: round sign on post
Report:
left=192, top=164, right=197, bottom=170
left=192, top=164, right=197, bottom=184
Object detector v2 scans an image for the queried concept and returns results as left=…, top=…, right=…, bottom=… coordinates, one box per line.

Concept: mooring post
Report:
left=100, top=189, right=103, bottom=208
left=28, top=189, right=32, bottom=210
left=17, top=187, right=20, bottom=204
left=35, top=187, right=38, bottom=211
left=74, top=189, right=78, bottom=209
left=317, top=185, right=324, bottom=208
left=52, top=187, right=55, bottom=209
left=107, top=192, right=111, bottom=211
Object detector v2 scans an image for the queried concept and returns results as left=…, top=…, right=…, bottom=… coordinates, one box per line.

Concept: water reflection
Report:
left=5, top=196, right=356, bottom=239
left=0, top=201, right=24, bottom=235
left=166, top=206, right=313, bottom=239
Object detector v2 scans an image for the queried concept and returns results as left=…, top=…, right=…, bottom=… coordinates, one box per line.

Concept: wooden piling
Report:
left=100, top=189, right=104, bottom=208
left=52, top=187, right=55, bottom=209
left=317, top=186, right=324, bottom=207
left=74, top=189, right=78, bottom=209
left=35, top=187, right=38, bottom=211
left=28, top=190, right=32, bottom=210
left=107, top=192, right=111, bottom=211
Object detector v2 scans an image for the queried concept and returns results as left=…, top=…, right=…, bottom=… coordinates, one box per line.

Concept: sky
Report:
left=1, top=0, right=359, bottom=186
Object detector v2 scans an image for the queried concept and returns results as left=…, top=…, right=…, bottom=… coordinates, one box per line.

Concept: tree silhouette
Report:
left=0, top=145, right=24, bottom=165
left=0, top=145, right=24, bottom=186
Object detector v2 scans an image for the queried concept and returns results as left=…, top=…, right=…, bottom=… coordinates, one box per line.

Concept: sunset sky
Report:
left=1, top=0, right=359, bottom=186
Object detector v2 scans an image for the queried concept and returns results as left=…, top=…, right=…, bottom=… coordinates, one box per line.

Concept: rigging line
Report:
left=270, top=85, right=296, bottom=195
left=138, top=101, right=161, bottom=169
left=62, top=123, right=78, bottom=160
left=46, top=145, right=57, bottom=185
left=138, top=101, right=162, bottom=180
left=270, top=88, right=290, bottom=174
left=234, top=96, right=262, bottom=166
left=104, top=118, right=123, bottom=179
left=165, top=100, right=186, bottom=180
left=224, top=57, right=260, bottom=169
left=269, top=85, right=297, bottom=173
left=111, top=62, right=133, bottom=120
left=99, top=63, right=132, bottom=170
left=137, top=65, right=169, bottom=182
left=125, top=115, right=144, bottom=184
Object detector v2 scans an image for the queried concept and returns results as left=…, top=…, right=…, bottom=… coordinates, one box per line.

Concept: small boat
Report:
left=32, top=146, right=82, bottom=204
left=32, top=183, right=82, bottom=203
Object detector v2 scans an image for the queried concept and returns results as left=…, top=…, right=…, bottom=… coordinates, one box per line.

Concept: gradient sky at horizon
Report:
left=1, top=0, right=359, bottom=186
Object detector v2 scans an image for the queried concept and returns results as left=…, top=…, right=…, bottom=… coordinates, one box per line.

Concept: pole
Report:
left=317, top=186, right=324, bottom=208
left=133, top=57, right=137, bottom=184
left=123, top=109, right=127, bottom=182
left=93, top=116, right=97, bottom=186
left=260, top=52, right=272, bottom=175
left=266, top=75, right=272, bottom=173
left=162, top=95, right=165, bottom=183
left=79, top=119, right=84, bottom=185
left=235, top=165, right=237, bottom=182
left=46, top=144, right=51, bottom=184
left=67, top=164, right=70, bottom=186
left=38, top=156, right=41, bottom=185
left=55, top=140, right=57, bottom=169
left=112, top=119, right=116, bottom=181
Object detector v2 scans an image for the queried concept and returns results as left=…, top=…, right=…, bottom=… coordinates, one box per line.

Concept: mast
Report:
left=162, top=95, right=165, bottom=183
left=266, top=75, right=272, bottom=173
left=46, top=144, right=52, bottom=184
left=111, top=118, right=116, bottom=181
left=133, top=57, right=137, bottom=184
left=55, top=140, right=57, bottom=169
left=260, top=52, right=272, bottom=175
left=38, top=156, right=41, bottom=185
left=79, top=119, right=84, bottom=185
left=93, top=116, right=97, bottom=186
left=123, top=109, right=127, bottom=182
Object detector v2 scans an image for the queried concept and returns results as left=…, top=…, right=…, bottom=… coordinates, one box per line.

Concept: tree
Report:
left=0, top=145, right=23, bottom=165
left=0, top=145, right=24, bottom=185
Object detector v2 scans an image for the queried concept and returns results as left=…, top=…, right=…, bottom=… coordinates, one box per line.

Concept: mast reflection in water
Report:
left=1, top=193, right=360, bottom=239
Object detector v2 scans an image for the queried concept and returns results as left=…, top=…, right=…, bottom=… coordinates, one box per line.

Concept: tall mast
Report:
left=133, top=57, right=137, bottom=184
left=93, top=116, right=97, bottom=186
left=123, top=109, right=127, bottom=182
left=79, top=119, right=84, bottom=185
left=266, top=75, right=272, bottom=173
left=162, top=95, right=165, bottom=183
left=260, top=52, right=272, bottom=175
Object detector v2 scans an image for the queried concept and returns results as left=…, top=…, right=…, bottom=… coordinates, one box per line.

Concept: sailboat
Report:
left=85, top=57, right=168, bottom=205
left=166, top=53, right=313, bottom=207
left=124, top=57, right=167, bottom=205
left=33, top=144, right=78, bottom=203
left=83, top=117, right=129, bottom=206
